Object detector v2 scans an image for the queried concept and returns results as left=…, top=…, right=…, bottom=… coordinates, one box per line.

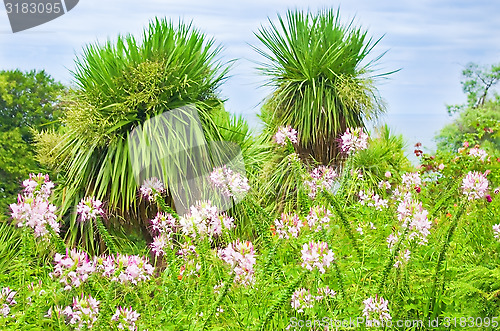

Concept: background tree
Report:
left=254, top=9, right=393, bottom=165
left=437, top=63, right=500, bottom=153
left=0, top=70, right=64, bottom=216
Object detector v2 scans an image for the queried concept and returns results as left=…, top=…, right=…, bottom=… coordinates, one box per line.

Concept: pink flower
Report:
left=340, top=127, right=369, bottom=154
left=386, top=234, right=398, bottom=249
left=291, top=288, right=314, bottom=313
left=140, top=177, right=165, bottom=202
left=274, top=125, right=298, bottom=146
left=468, top=147, right=488, bottom=161
left=493, top=224, right=500, bottom=240
left=0, top=287, right=17, bottom=316
left=393, top=249, right=411, bottom=268
left=10, top=174, right=59, bottom=240
left=179, top=201, right=234, bottom=239
left=209, top=165, right=250, bottom=198
left=94, top=254, right=154, bottom=285
left=362, top=295, right=392, bottom=327
left=274, top=213, right=303, bottom=239
left=462, top=171, right=489, bottom=200
left=50, top=249, right=95, bottom=290
left=300, top=241, right=335, bottom=273
left=150, top=212, right=177, bottom=235
left=438, top=163, right=445, bottom=170
left=304, top=166, right=338, bottom=198
left=384, top=171, right=392, bottom=178
left=76, top=197, right=104, bottom=222
left=306, top=206, right=332, bottom=232
left=111, top=306, right=140, bottom=331
left=401, top=172, right=421, bottom=188
left=62, top=294, right=100, bottom=330
left=218, top=240, right=256, bottom=286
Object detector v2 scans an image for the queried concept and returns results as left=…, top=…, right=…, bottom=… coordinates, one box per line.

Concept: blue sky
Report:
left=1, top=0, right=499, bottom=157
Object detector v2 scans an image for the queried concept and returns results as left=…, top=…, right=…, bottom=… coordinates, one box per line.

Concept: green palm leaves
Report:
left=50, top=19, right=229, bottom=247
left=255, top=9, right=391, bottom=164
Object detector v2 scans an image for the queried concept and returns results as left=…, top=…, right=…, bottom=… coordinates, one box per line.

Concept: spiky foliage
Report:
left=254, top=8, right=391, bottom=164
left=44, top=19, right=229, bottom=250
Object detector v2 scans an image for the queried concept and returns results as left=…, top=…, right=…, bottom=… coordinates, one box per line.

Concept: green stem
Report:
left=202, top=273, right=235, bottom=329
left=324, top=192, right=361, bottom=258
left=155, top=193, right=179, bottom=219
left=256, top=271, right=306, bottom=331
left=331, top=259, right=345, bottom=299
left=429, top=200, right=467, bottom=314
left=377, top=225, right=410, bottom=294
left=94, top=216, right=117, bottom=255
left=45, top=223, right=66, bottom=254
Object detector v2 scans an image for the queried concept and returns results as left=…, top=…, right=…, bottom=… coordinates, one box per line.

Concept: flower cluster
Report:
left=50, top=249, right=95, bottom=291
left=362, top=295, right=392, bottom=327
left=0, top=287, right=17, bottom=317
left=10, top=173, right=59, bottom=240
left=218, top=240, right=257, bottom=286
left=177, top=243, right=201, bottom=280
left=393, top=249, right=411, bottom=268
left=209, top=165, right=250, bottom=198
left=396, top=199, right=432, bottom=245
left=111, top=306, right=140, bottom=331
left=300, top=241, right=335, bottom=273
left=140, top=177, right=165, bottom=202
left=304, top=166, right=337, bottom=198
left=290, top=287, right=336, bottom=313
left=179, top=201, right=235, bottom=239
left=274, top=213, right=303, bottom=239
left=76, top=197, right=104, bottom=222
left=493, top=224, right=500, bottom=240
left=306, top=206, right=332, bottom=232
left=274, top=125, right=298, bottom=146
left=340, top=127, right=369, bottom=154
left=290, top=288, right=314, bottom=313
left=358, top=190, right=389, bottom=210
left=401, top=172, right=422, bottom=189
left=468, top=146, right=488, bottom=161
left=149, top=212, right=177, bottom=257
left=462, top=171, right=489, bottom=200
left=62, top=294, right=100, bottom=330
left=94, top=254, right=154, bottom=285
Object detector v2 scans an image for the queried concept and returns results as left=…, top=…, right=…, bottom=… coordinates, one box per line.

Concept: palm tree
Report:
left=43, top=19, right=232, bottom=252
left=254, top=8, right=393, bottom=165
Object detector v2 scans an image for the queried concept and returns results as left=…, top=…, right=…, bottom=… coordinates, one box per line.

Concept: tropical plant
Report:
left=254, top=8, right=392, bottom=164
left=37, top=18, right=231, bottom=251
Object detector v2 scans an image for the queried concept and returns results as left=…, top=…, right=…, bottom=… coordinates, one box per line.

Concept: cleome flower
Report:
left=290, top=288, right=314, bottom=313
left=493, top=224, right=500, bottom=240
left=218, top=240, right=257, bottom=286
left=10, top=174, right=59, bottom=240
left=209, top=165, right=250, bottom=198
left=306, top=206, right=332, bottom=232
left=274, top=212, right=303, bottom=239
left=462, top=171, right=489, bottom=200
left=76, top=197, right=104, bottom=223
left=340, top=127, right=369, bottom=154
left=139, top=177, right=165, bottom=202
left=111, top=306, right=140, bottom=331
left=304, top=165, right=338, bottom=199
left=179, top=201, right=235, bottom=240
left=62, top=294, right=100, bottom=330
left=50, top=249, right=95, bottom=291
left=362, top=295, right=392, bottom=327
left=300, top=241, right=335, bottom=273
left=274, top=125, right=298, bottom=146
left=0, top=287, right=17, bottom=317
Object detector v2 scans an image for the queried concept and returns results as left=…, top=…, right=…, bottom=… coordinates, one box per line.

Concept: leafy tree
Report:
left=447, top=62, right=500, bottom=114
left=254, top=9, right=394, bottom=164
left=437, top=63, right=500, bottom=153
left=0, top=70, right=64, bottom=216
left=0, top=69, right=64, bottom=140
left=37, top=19, right=235, bottom=251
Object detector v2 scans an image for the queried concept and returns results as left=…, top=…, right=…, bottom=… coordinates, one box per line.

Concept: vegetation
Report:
left=0, top=10, right=499, bottom=331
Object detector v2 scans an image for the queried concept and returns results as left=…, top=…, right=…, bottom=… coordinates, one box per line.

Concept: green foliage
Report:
left=254, top=8, right=393, bottom=164
left=0, top=70, right=64, bottom=217
left=436, top=100, right=500, bottom=153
